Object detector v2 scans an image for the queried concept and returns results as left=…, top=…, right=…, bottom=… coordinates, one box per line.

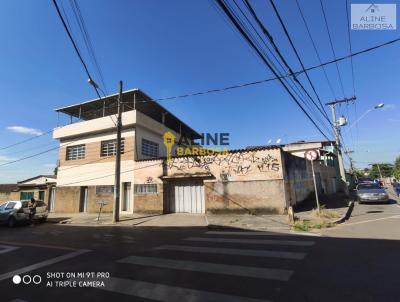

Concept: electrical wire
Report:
left=215, top=0, right=331, bottom=140
left=269, top=0, right=330, bottom=120
left=1, top=35, right=397, bottom=152
left=242, top=0, right=332, bottom=129
left=69, top=0, right=108, bottom=94
left=319, top=0, right=346, bottom=98
left=294, top=0, right=337, bottom=100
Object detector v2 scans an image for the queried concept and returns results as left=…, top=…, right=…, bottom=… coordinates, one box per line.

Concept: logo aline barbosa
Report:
left=163, top=131, right=229, bottom=161
left=163, top=131, right=176, bottom=160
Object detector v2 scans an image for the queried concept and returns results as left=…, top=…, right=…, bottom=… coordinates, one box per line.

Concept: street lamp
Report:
left=346, top=103, right=384, bottom=133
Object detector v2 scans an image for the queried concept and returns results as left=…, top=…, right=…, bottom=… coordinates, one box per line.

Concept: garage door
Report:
left=168, top=180, right=205, bottom=214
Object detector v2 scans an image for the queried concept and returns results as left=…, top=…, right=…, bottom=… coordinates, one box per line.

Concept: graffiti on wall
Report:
left=166, top=151, right=280, bottom=177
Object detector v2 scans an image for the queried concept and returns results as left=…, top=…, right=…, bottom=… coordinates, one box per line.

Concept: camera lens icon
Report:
left=12, top=275, right=21, bottom=284
left=12, top=274, right=41, bottom=285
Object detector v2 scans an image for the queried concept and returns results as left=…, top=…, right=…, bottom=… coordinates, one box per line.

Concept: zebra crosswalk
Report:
left=96, top=230, right=316, bottom=301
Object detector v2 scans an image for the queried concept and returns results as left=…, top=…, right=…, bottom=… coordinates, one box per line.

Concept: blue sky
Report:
left=0, top=0, right=399, bottom=182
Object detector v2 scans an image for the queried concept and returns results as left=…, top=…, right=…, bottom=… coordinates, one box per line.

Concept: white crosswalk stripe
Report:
left=206, top=231, right=285, bottom=236
left=155, top=244, right=306, bottom=259
left=92, top=231, right=316, bottom=301
left=100, top=277, right=271, bottom=302
left=0, top=245, right=19, bottom=254
left=185, top=237, right=315, bottom=246
left=118, top=255, right=293, bottom=281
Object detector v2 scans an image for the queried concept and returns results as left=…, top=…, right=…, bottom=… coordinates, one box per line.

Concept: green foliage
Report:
left=394, top=156, right=400, bottom=180
left=368, top=163, right=394, bottom=179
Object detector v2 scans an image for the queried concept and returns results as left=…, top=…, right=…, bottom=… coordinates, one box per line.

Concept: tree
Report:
left=368, top=163, right=394, bottom=179
left=394, top=156, right=400, bottom=180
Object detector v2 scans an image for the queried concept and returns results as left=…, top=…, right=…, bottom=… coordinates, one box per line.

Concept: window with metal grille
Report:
left=96, top=185, right=114, bottom=194
left=66, top=145, right=85, bottom=160
left=141, top=139, right=159, bottom=157
left=101, top=138, right=125, bottom=156
left=134, top=184, right=157, bottom=194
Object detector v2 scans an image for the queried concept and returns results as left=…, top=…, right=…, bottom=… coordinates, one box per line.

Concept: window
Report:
left=20, top=191, right=34, bottom=200
left=141, top=139, right=159, bottom=157
left=38, top=191, right=45, bottom=201
left=101, top=139, right=125, bottom=157
left=66, top=145, right=85, bottom=160
left=0, top=203, right=6, bottom=211
left=134, top=184, right=157, bottom=194
left=96, top=186, right=114, bottom=195
left=5, top=202, right=16, bottom=210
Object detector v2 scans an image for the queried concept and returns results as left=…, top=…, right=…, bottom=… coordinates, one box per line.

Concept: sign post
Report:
left=305, top=150, right=321, bottom=213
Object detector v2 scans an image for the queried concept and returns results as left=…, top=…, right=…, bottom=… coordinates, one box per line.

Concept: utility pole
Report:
left=326, top=97, right=356, bottom=196
left=113, top=81, right=123, bottom=223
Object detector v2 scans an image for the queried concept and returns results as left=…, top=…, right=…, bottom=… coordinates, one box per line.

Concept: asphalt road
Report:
left=0, top=201, right=400, bottom=302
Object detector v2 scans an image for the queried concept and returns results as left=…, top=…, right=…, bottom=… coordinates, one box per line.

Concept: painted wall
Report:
left=134, top=148, right=287, bottom=213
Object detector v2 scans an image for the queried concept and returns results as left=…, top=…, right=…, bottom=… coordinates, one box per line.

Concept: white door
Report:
left=49, top=187, right=56, bottom=212
left=169, top=180, right=205, bottom=214
left=122, top=182, right=131, bottom=212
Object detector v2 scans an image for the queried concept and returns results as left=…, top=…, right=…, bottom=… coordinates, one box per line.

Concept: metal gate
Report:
left=168, top=180, right=205, bottom=214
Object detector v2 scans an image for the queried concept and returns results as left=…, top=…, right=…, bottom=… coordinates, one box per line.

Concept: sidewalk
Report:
left=48, top=193, right=353, bottom=232
left=47, top=212, right=208, bottom=227
left=293, top=193, right=353, bottom=224
left=206, top=214, right=291, bottom=232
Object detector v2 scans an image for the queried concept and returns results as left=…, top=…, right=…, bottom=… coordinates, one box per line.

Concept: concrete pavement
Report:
left=2, top=193, right=400, bottom=301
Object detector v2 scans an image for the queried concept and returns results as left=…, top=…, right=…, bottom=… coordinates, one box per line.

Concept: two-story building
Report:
left=53, top=88, right=200, bottom=213
left=53, top=88, right=338, bottom=215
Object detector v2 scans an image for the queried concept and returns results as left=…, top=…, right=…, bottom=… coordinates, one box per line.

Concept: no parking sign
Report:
left=304, top=150, right=319, bottom=161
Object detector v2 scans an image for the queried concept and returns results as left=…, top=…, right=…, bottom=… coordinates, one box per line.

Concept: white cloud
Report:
left=0, top=155, right=17, bottom=162
left=7, top=126, right=43, bottom=136
left=43, top=163, right=56, bottom=168
left=382, top=103, right=396, bottom=111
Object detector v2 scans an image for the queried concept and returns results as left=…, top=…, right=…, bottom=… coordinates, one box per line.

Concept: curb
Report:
left=332, top=200, right=355, bottom=224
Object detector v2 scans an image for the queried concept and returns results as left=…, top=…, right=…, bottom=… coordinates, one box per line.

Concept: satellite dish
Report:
left=276, top=138, right=281, bottom=144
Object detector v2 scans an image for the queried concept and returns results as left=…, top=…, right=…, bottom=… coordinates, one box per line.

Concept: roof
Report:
left=55, top=88, right=201, bottom=139
left=0, top=184, right=18, bottom=192
left=135, top=145, right=282, bottom=162
left=18, top=175, right=56, bottom=185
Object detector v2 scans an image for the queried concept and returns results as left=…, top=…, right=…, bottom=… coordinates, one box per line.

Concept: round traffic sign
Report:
left=304, top=150, right=319, bottom=161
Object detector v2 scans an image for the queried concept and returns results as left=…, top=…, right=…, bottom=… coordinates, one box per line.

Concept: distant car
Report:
left=356, top=183, right=389, bottom=204
left=0, top=200, right=48, bottom=227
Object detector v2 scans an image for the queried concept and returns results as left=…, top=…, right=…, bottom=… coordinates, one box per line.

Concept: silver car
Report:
left=0, top=200, right=48, bottom=227
left=356, top=183, right=389, bottom=204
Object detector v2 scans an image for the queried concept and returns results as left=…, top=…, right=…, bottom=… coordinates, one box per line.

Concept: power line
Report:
left=0, top=130, right=53, bottom=151
left=319, top=0, right=346, bottom=98
left=58, top=162, right=162, bottom=187
left=229, top=0, right=332, bottom=135
left=1, top=35, right=397, bottom=152
left=242, top=0, right=332, bottom=128
left=52, top=0, right=102, bottom=99
left=215, top=0, right=331, bottom=140
left=294, top=0, right=337, bottom=100
left=269, top=0, right=330, bottom=121
left=0, top=146, right=59, bottom=167
left=69, top=0, right=108, bottom=94
left=345, top=0, right=359, bottom=153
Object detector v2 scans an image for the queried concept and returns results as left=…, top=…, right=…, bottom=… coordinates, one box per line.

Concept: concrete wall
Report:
left=204, top=180, right=286, bottom=214
left=283, top=152, right=337, bottom=206
left=134, top=148, right=288, bottom=213
left=54, top=186, right=114, bottom=213
left=134, top=183, right=164, bottom=213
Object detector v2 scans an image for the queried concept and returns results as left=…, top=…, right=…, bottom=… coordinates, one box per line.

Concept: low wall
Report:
left=55, top=186, right=114, bottom=213
left=134, top=183, right=163, bottom=214
left=204, top=179, right=286, bottom=214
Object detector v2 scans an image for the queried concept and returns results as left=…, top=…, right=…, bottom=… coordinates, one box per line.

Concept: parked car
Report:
left=0, top=200, right=48, bottom=227
left=356, top=183, right=389, bottom=204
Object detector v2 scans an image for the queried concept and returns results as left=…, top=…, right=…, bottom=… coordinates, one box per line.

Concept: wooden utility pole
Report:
left=113, top=81, right=123, bottom=223
left=326, top=97, right=356, bottom=196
